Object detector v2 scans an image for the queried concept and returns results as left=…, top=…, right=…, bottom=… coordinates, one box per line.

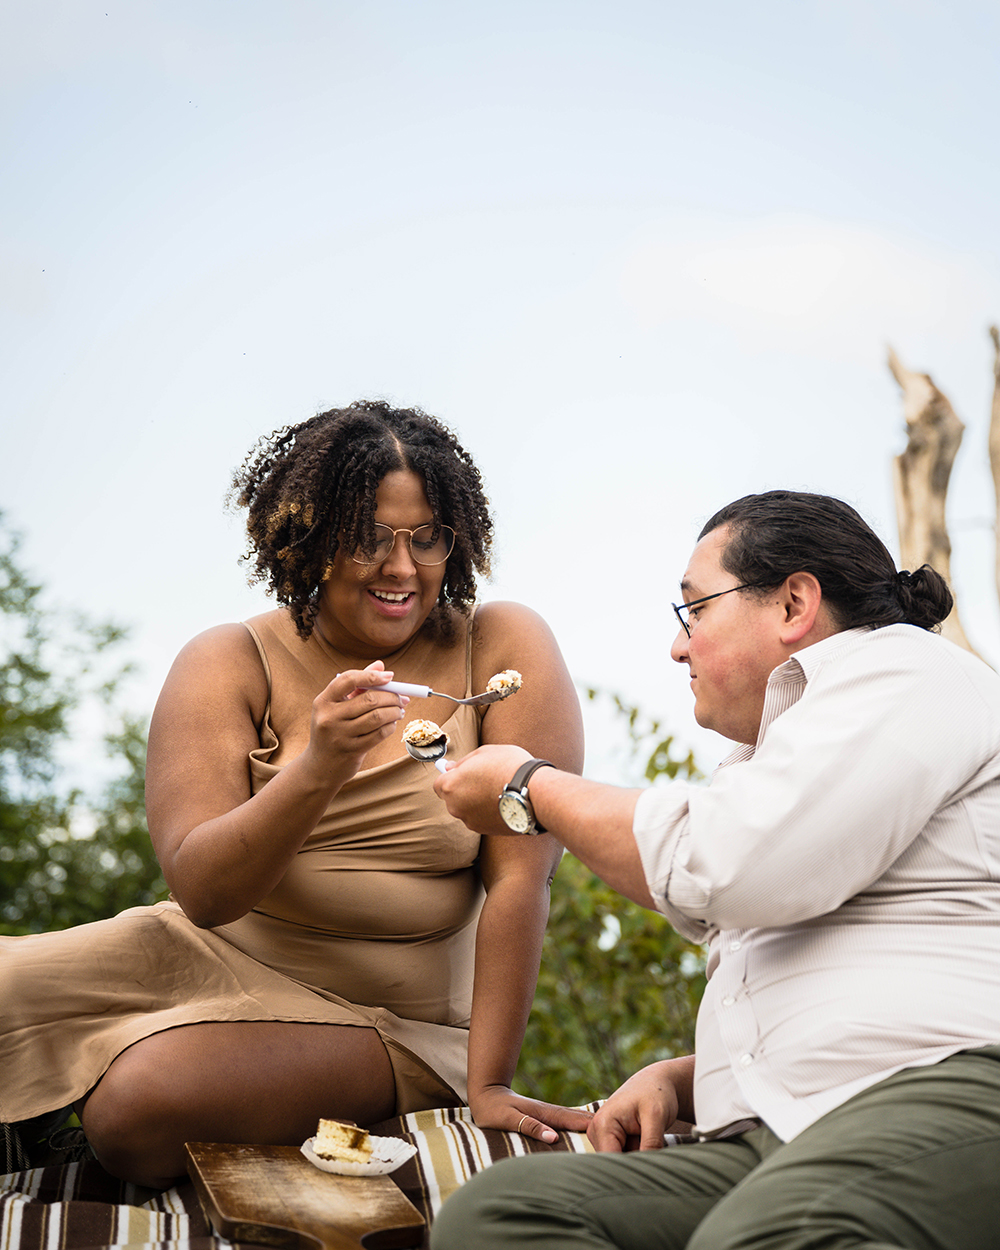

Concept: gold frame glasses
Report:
left=349, top=523, right=456, bottom=567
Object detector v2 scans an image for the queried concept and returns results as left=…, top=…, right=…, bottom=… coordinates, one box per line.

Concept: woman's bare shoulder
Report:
left=471, top=600, right=583, bottom=771
left=173, top=609, right=286, bottom=663
left=171, top=620, right=259, bottom=666
left=472, top=599, right=556, bottom=641
left=470, top=600, right=569, bottom=685
left=157, top=614, right=280, bottom=724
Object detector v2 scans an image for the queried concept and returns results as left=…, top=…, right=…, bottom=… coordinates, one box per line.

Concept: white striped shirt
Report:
left=633, top=624, right=1000, bottom=1141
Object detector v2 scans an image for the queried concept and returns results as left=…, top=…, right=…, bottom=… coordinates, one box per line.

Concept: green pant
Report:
left=430, top=1046, right=1000, bottom=1249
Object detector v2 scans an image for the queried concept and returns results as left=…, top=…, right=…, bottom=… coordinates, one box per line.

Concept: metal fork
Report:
left=383, top=681, right=506, bottom=707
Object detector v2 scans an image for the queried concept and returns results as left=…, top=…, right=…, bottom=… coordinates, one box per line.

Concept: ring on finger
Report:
left=517, top=1115, right=528, bottom=1134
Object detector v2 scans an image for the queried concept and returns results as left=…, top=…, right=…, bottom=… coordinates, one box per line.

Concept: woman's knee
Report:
left=80, top=1050, right=188, bottom=1186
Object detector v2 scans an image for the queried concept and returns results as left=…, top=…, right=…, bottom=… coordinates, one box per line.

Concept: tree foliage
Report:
left=515, top=691, right=707, bottom=1105
left=0, top=516, right=165, bottom=935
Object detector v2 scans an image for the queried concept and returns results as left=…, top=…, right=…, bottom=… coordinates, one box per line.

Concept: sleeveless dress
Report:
left=0, top=612, right=484, bottom=1124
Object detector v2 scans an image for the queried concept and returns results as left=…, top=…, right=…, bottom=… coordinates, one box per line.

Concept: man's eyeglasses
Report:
left=349, top=523, right=456, bottom=567
left=672, top=583, right=764, bottom=637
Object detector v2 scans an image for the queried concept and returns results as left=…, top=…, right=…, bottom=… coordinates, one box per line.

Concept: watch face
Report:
left=498, top=791, right=533, bottom=833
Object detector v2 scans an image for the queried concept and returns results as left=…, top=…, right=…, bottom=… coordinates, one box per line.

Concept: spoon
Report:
left=401, top=720, right=449, bottom=772
left=384, top=670, right=522, bottom=708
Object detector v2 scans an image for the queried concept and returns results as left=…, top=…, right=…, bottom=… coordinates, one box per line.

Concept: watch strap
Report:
left=508, top=757, right=555, bottom=793
left=506, top=758, right=555, bottom=832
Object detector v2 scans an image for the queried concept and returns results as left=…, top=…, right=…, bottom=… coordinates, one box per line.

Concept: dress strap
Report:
left=242, top=621, right=273, bottom=735
left=465, top=603, right=479, bottom=698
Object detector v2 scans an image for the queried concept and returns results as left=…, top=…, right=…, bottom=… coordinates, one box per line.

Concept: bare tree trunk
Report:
left=888, top=345, right=977, bottom=653
left=988, top=325, right=1000, bottom=607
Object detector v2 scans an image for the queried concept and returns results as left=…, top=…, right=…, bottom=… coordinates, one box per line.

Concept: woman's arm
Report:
left=463, top=602, right=592, bottom=1138
left=145, top=623, right=406, bottom=927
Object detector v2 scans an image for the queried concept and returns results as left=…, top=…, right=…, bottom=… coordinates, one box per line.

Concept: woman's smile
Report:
left=367, top=587, right=417, bottom=616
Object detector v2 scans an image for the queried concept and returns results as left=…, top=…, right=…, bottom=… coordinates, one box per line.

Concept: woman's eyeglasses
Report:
left=349, top=523, right=456, bottom=567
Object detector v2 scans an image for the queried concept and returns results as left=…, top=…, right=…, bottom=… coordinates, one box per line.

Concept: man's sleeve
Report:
left=632, top=782, right=712, bottom=941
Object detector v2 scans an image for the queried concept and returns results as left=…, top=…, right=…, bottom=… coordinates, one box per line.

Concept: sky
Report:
left=3, top=0, right=999, bottom=788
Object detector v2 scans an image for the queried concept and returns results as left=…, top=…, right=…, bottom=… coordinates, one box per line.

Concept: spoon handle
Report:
left=383, top=681, right=432, bottom=698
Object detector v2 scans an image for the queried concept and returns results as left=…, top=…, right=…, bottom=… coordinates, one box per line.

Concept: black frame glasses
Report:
left=349, top=523, right=456, bottom=568
left=672, top=583, right=764, bottom=637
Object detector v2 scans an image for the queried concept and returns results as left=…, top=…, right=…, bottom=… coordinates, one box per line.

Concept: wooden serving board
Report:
left=184, top=1142, right=425, bottom=1250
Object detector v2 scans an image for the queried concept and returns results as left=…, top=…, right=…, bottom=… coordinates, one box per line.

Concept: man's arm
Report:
left=435, top=744, right=655, bottom=906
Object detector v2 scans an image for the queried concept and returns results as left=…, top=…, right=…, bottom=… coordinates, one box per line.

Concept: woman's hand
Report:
left=299, top=661, right=408, bottom=789
left=469, top=1084, right=594, bottom=1144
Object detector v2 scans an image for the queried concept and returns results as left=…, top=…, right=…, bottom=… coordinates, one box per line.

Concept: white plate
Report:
left=300, top=1133, right=418, bottom=1176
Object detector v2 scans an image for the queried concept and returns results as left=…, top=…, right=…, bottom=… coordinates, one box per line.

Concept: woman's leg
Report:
left=80, top=1021, right=396, bottom=1188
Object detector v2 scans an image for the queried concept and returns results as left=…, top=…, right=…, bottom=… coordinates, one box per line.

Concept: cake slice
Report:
left=312, top=1118, right=373, bottom=1165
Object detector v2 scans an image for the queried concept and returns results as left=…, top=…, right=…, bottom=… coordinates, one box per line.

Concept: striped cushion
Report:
left=0, top=1106, right=603, bottom=1249
left=367, top=1104, right=600, bottom=1235
left=0, top=1159, right=211, bottom=1250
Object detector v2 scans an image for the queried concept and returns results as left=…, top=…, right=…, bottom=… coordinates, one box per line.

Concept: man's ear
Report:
left=780, top=572, right=824, bottom=645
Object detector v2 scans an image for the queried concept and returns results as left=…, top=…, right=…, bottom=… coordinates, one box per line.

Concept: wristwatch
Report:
left=498, top=758, right=555, bottom=834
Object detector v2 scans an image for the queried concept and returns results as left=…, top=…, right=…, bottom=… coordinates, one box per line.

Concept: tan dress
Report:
left=0, top=612, right=484, bottom=1124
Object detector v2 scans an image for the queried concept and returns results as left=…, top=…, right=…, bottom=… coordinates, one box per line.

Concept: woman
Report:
left=0, top=400, right=588, bottom=1186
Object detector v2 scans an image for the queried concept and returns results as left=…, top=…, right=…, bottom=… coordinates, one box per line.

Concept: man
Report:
left=430, top=491, right=1000, bottom=1250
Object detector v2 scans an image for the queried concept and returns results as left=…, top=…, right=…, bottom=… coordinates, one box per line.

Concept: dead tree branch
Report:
left=988, top=325, right=1000, bottom=606
left=888, top=345, right=977, bottom=653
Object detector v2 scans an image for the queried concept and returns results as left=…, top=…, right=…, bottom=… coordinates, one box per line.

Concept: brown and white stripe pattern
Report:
left=1, top=1159, right=208, bottom=1250
left=372, top=1103, right=600, bottom=1231
left=1, top=1106, right=607, bottom=1250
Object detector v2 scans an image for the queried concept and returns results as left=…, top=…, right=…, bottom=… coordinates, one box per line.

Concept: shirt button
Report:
left=739, top=1053, right=754, bottom=1067
left=722, top=996, right=736, bottom=1006
left=729, top=940, right=742, bottom=952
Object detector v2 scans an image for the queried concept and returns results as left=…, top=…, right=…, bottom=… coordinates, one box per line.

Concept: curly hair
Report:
left=228, top=400, right=494, bottom=639
left=700, top=490, right=953, bottom=632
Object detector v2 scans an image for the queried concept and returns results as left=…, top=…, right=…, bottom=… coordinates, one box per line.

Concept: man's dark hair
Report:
left=700, top=490, right=953, bottom=632
left=229, top=399, right=494, bottom=638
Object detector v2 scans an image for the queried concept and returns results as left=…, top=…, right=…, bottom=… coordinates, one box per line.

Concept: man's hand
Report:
left=436, top=744, right=654, bottom=906
left=587, top=1059, right=691, bottom=1153
left=433, top=744, right=533, bottom=835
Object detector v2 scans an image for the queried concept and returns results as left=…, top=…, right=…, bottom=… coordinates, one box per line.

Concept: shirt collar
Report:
left=778, top=626, right=874, bottom=683
left=717, top=628, right=873, bottom=769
